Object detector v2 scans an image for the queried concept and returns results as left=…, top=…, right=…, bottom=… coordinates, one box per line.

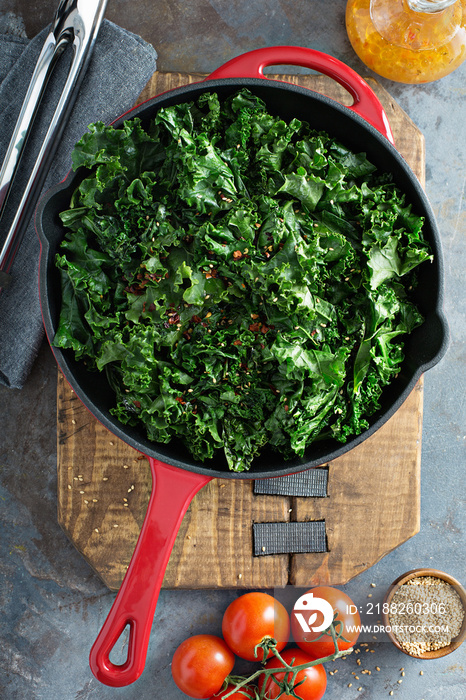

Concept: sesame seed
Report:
left=79, top=490, right=84, bottom=494
left=84, top=500, right=89, bottom=504
left=113, top=524, right=119, bottom=528
left=71, top=419, right=76, bottom=425
left=348, top=683, right=352, bottom=688
left=94, top=528, right=99, bottom=533
left=68, top=484, right=71, bottom=490
left=419, top=671, right=424, bottom=675
left=238, top=573, right=242, bottom=579
left=102, top=477, right=108, bottom=481
left=376, top=667, right=381, bottom=671
left=371, top=583, right=377, bottom=588
left=398, top=680, right=403, bottom=684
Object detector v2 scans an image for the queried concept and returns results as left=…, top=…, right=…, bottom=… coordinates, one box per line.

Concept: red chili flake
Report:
left=232, top=250, right=243, bottom=260
left=175, top=397, right=186, bottom=405
left=233, top=339, right=242, bottom=346
left=148, top=303, right=156, bottom=312
left=168, top=313, right=180, bottom=325
left=183, top=331, right=191, bottom=340
left=192, top=315, right=202, bottom=323
left=284, top=404, right=289, bottom=412
left=260, top=324, right=270, bottom=334
left=311, top=330, right=317, bottom=336
left=133, top=400, right=141, bottom=408
left=249, top=322, right=261, bottom=333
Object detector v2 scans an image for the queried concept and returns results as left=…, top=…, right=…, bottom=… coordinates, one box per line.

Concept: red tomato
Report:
left=209, top=684, right=254, bottom=699
left=222, top=592, right=290, bottom=661
left=259, top=648, right=327, bottom=700
left=291, top=586, right=361, bottom=659
left=171, top=634, right=235, bottom=699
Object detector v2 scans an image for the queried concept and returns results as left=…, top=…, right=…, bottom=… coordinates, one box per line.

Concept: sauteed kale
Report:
left=53, top=88, right=432, bottom=472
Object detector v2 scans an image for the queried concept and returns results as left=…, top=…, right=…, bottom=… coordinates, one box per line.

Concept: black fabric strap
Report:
left=253, top=521, right=327, bottom=556
left=254, top=468, right=328, bottom=497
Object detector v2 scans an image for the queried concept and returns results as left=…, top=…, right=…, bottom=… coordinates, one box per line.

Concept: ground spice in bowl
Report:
left=382, top=569, right=466, bottom=659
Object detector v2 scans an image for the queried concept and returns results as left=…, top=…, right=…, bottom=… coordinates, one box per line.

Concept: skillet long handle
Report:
left=89, top=459, right=212, bottom=687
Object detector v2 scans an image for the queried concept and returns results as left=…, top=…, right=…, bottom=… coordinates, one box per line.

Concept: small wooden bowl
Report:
left=382, top=568, right=466, bottom=659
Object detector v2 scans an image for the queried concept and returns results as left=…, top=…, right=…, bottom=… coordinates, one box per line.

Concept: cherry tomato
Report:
left=209, top=684, right=254, bottom=699
left=171, top=634, right=235, bottom=699
left=259, top=648, right=327, bottom=700
left=222, top=592, right=290, bottom=661
left=291, top=586, right=361, bottom=659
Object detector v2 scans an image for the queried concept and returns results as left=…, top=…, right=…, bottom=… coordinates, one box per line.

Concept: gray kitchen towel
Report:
left=0, top=18, right=158, bottom=389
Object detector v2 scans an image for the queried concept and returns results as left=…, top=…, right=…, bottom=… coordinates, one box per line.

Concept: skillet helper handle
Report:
left=208, top=46, right=394, bottom=144
left=89, top=460, right=212, bottom=687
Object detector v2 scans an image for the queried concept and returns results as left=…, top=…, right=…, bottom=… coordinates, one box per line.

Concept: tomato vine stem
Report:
left=220, top=621, right=353, bottom=700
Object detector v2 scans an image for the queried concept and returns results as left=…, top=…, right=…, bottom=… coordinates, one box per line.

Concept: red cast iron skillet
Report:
left=36, top=47, right=448, bottom=686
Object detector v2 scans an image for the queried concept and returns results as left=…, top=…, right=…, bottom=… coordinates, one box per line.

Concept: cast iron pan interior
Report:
left=37, top=78, right=449, bottom=478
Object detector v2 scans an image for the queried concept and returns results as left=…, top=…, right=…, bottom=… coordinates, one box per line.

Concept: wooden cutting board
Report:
left=57, top=72, right=425, bottom=591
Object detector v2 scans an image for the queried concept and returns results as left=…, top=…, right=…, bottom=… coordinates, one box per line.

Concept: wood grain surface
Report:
left=57, top=71, right=425, bottom=591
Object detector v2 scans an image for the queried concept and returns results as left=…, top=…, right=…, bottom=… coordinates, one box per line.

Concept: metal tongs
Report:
left=0, top=0, right=108, bottom=290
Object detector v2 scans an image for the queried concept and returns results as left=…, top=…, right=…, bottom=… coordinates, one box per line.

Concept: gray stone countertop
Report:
left=1, top=1, right=465, bottom=698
